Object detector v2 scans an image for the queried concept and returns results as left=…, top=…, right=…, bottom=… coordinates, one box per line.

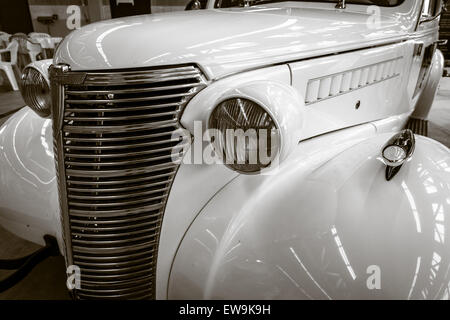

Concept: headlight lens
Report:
left=209, top=98, right=280, bottom=173
left=20, top=67, right=51, bottom=117
left=382, top=145, right=406, bottom=166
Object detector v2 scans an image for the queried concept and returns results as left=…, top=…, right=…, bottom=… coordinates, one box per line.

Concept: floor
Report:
left=0, top=226, right=70, bottom=299
left=0, top=91, right=24, bottom=120
left=0, top=76, right=448, bottom=300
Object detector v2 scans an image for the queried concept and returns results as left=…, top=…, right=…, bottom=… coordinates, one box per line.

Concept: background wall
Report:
left=152, top=0, right=191, bottom=13
left=0, top=0, right=34, bottom=34
left=26, top=0, right=192, bottom=37
left=28, top=0, right=111, bottom=37
left=110, top=0, right=151, bottom=18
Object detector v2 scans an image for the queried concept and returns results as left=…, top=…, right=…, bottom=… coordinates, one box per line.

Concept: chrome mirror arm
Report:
left=419, top=1, right=448, bottom=24
left=335, top=0, right=346, bottom=9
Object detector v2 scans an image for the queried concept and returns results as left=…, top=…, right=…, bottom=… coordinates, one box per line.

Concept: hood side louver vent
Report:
left=305, top=57, right=403, bottom=105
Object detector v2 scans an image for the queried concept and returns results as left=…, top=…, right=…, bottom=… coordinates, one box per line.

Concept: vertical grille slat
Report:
left=51, top=64, right=206, bottom=300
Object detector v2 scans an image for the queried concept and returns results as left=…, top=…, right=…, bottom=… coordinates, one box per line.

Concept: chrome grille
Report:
left=50, top=65, right=206, bottom=299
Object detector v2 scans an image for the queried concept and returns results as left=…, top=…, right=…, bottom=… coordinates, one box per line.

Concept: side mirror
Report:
left=185, top=0, right=203, bottom=10
left=420, top=0, right=448, bottom=24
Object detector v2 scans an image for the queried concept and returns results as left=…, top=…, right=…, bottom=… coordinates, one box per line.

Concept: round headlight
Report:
left=208, top=98, right=280, bottom=173
left=20, top=67, right=51, bottom=117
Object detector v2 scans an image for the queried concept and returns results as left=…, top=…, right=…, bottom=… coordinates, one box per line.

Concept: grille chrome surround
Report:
left=50, top=64, right=206, bottom=299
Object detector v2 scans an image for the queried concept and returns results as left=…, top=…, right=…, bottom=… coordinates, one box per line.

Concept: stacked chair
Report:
left=29, top=32, right=62, bottom=59
left=28, top=32, right=51, bottom=39
left=0, top=32, right=10, bottom=49
left=0, top=31, right=61, bottom=91
left=0, top=33, right=19, bottom=91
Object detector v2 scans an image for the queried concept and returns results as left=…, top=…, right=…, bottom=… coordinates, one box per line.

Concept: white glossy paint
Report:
left=54, top=1, right=421, bottom=79
left=169, top=132, right=450, bottom=299
left=181, top=65, right=304, bottom=162
left=0, top=0, right=446, bottom=301
left=160, top=62, right=414, bottom=298
left=0, top=107, right=63, bottom=251
left=158, top=113, right=410, bottom=299
left=181, top=44, right=415, bottom=148
left=412, top=49, right=445, bottom=120
left=289, top=41, right=416, bottom=139
left=157, top=158, right=239, bottom=299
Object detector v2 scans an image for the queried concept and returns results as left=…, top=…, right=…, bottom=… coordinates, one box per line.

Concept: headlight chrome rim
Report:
left=20, top=67, right=51, bottom=118
left=208, top=97, right=281, bottom=174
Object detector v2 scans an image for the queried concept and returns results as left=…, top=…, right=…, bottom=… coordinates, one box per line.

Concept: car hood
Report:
left=55, top=5, right=414, bottom=79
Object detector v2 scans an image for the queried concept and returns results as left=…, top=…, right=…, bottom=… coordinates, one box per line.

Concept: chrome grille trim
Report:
left=66, top=83, right=204, bottom=95
left=62, top=119, right=180, bottom=133
left=50, top=64, right=206, bottom=299
left=65, top=162, right=179, bottom=178
left=65, top=92, right=193, bottom=104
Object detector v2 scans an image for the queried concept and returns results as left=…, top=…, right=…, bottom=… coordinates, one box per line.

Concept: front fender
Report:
left=169, top=131, right=450, bottom=299
left=412, top=49, right=445, bottom=120
left=0, top=107, right=62, bottom=250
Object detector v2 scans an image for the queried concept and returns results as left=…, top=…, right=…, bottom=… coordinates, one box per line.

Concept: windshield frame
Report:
left=213, top=0, right=407, bottom=9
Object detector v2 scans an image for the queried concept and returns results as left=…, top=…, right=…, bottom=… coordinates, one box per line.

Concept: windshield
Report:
left=215, top=0, right=405, bottom=8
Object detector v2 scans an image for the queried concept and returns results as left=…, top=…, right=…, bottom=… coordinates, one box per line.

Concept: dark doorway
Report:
left=109, top=0, right=151, bottom=19
left=439, top=1, right=450, bottom=66
left=0, top=0, right=34, bottom=34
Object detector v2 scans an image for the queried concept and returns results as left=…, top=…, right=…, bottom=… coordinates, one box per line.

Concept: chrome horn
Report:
left=381, top=129, right=415, bottom=181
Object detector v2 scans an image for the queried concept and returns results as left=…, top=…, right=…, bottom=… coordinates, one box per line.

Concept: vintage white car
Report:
left=0, top=0, right=449, bottom=300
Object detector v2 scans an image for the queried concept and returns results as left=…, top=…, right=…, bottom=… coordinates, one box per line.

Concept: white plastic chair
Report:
left=0, top=40, right=19, bottom=91
left=33, top=37, right=63, bottom=59
left=35, top=37, right=51, bottom=49
left=26, top=40, right=43, bottom=62
left=28, top=32, right=50, bottom=39
left=51, top=37, right=63, bottom=49
left=34, top=37, right=62, bottom=49
left=0, top=32, right=10, bottom=49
